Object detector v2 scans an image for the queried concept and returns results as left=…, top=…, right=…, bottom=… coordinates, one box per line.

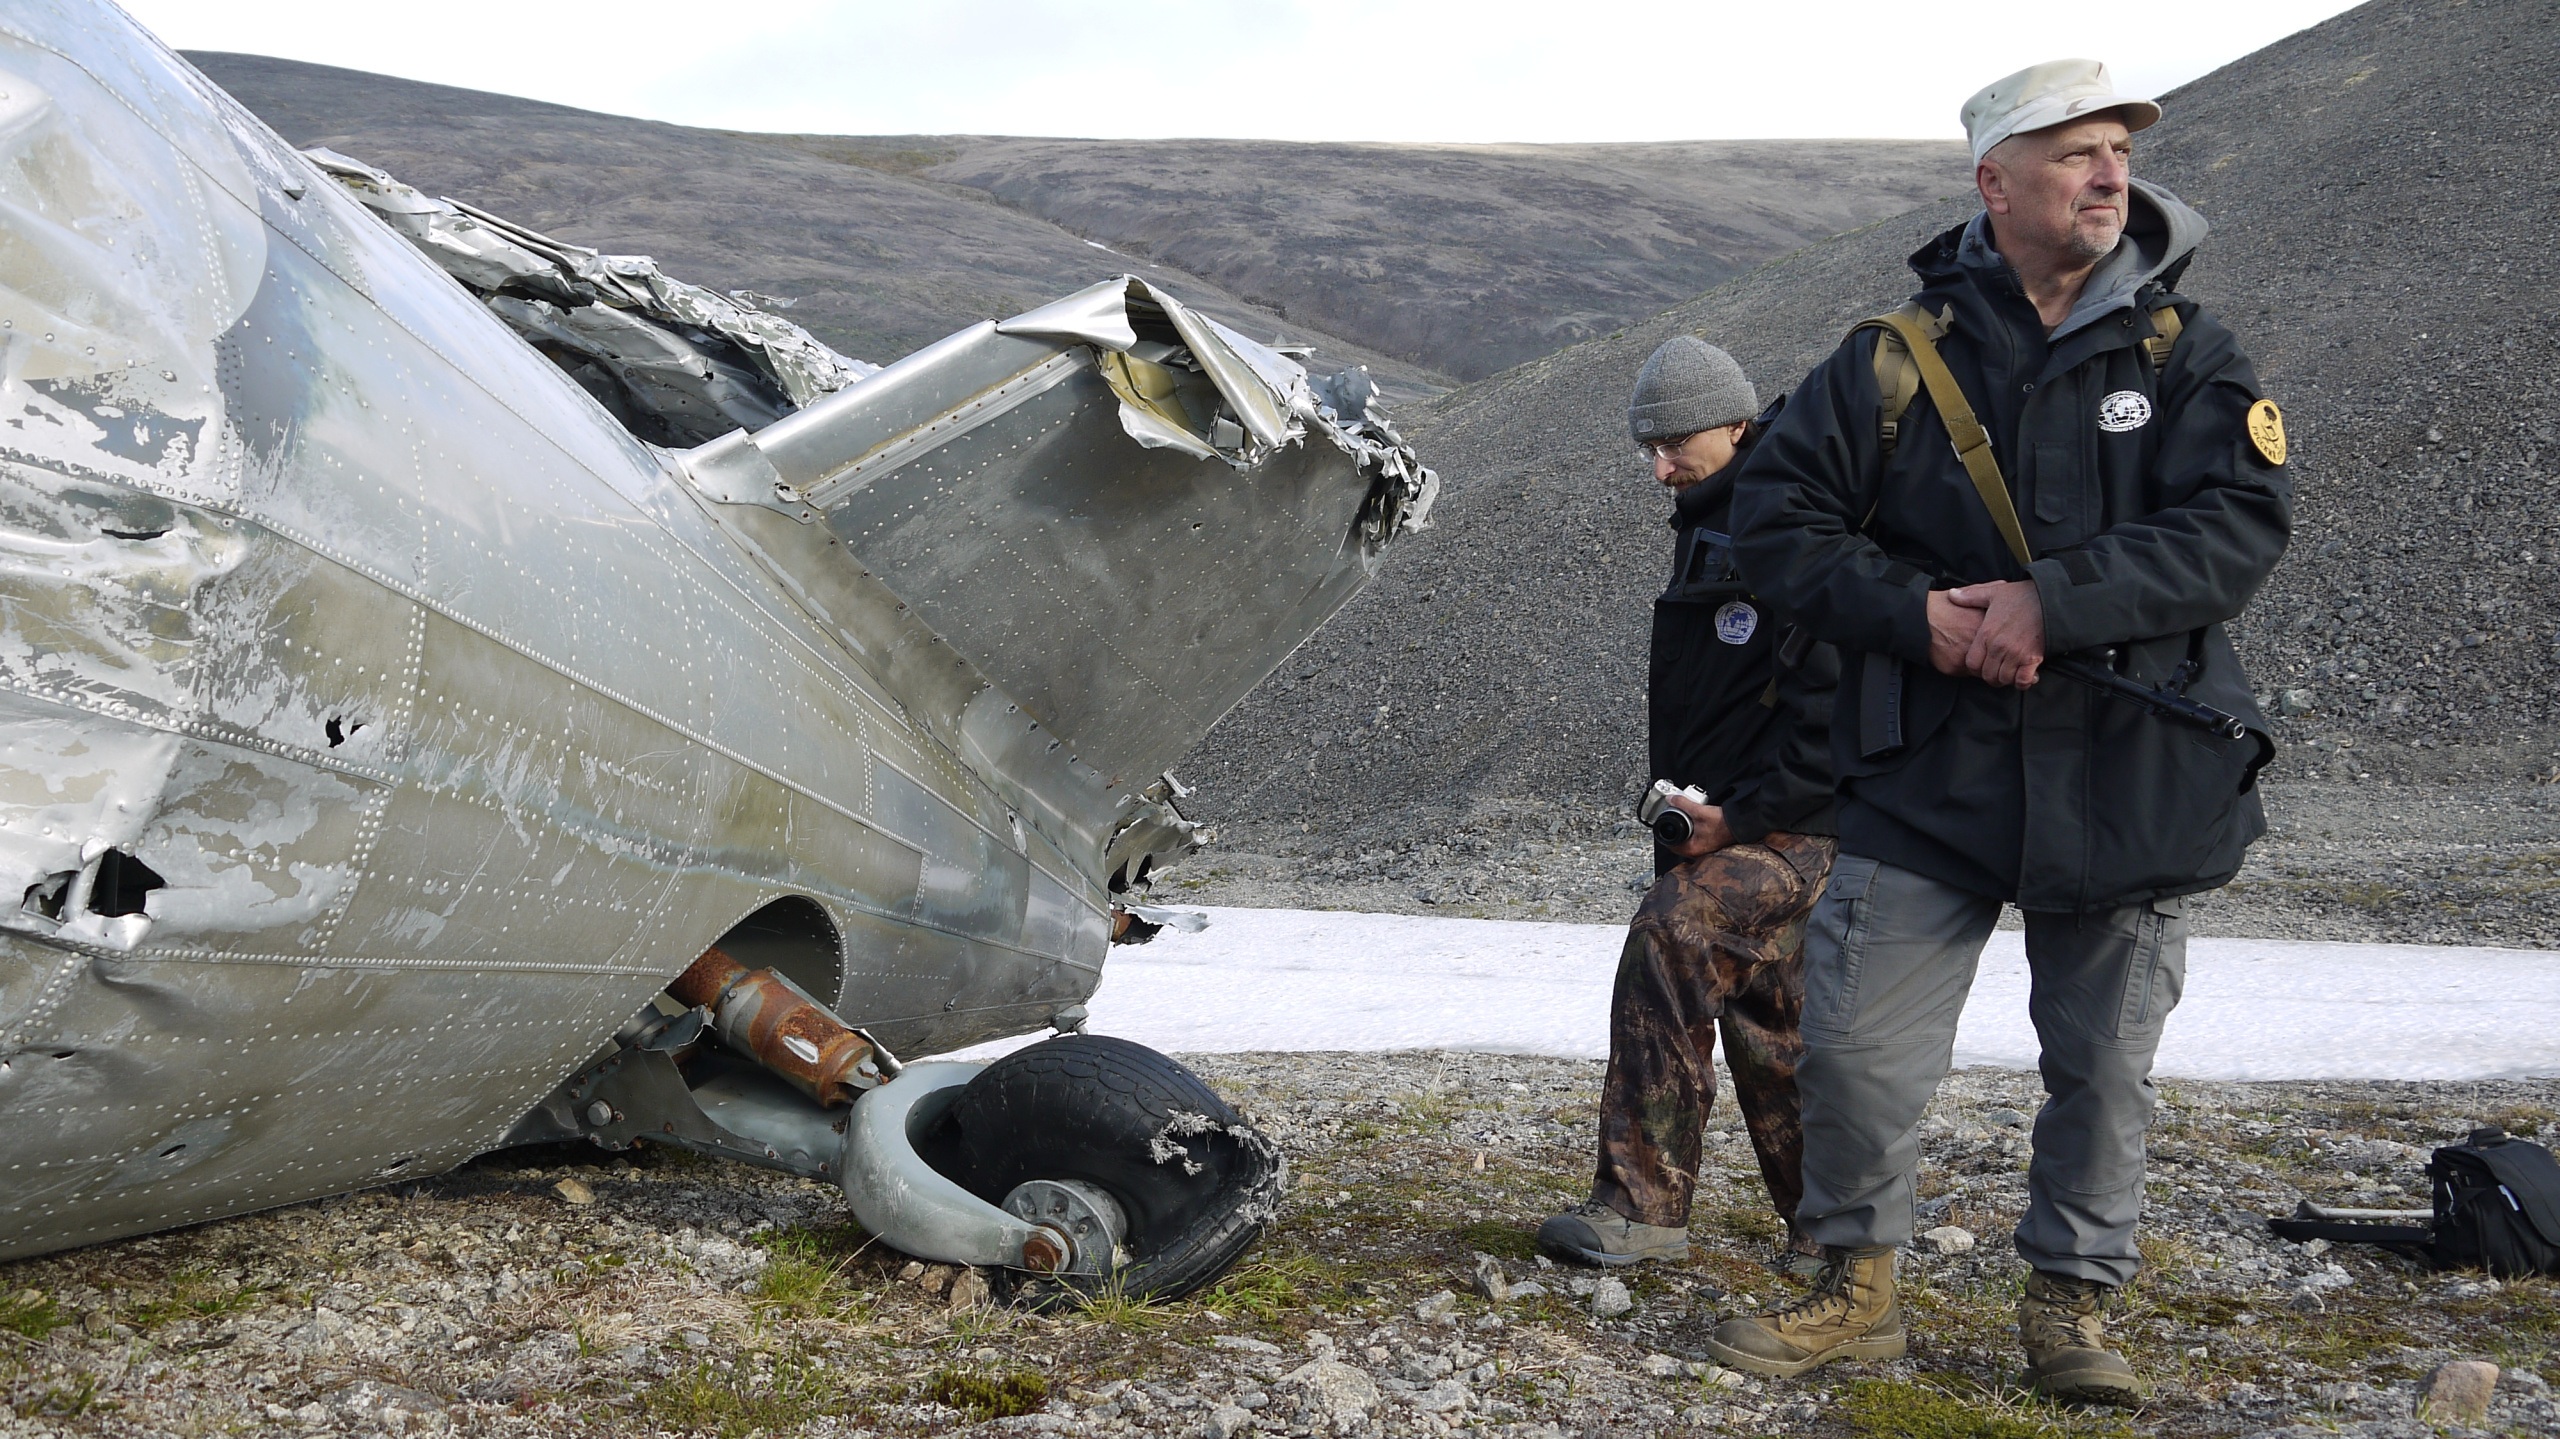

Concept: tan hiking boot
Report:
left=2019, top=1270, right=2147, bottom=1405
left=1703, top=1246, right=1904, bottom=1378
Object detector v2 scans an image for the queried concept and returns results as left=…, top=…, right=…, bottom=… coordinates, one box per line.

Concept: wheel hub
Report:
left=1000, top=1178, right=1126, bottom=1278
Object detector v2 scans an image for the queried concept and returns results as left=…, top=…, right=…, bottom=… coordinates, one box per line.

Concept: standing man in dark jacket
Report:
left=1712, top=61, right=2289, bottom=1400
left=1540, top=337, right=1840, bottom=1270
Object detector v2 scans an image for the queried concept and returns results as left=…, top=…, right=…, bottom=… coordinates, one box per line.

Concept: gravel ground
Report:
left=4, top=1054, right=2551, bottom=1439
left=1175, top=0, right=2560, bottom=847
left=1162, top=774, right=2560, bottom=949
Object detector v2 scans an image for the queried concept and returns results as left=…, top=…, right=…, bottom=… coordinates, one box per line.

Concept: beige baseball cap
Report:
left=1962, top=59, right=2161, bottom=165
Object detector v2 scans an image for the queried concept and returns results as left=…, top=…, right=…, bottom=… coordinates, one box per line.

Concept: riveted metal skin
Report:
left=0, top=2, right=1432, bottom=1262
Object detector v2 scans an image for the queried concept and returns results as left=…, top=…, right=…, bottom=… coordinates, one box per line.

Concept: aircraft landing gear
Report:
left=922, top=1034, right=1286, bottom=1305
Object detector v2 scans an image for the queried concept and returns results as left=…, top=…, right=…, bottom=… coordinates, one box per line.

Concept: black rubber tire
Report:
left=925, top=1034, right=1283, bottom=1304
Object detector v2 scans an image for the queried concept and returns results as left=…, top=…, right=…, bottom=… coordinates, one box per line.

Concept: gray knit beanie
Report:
left=1627, top=335, right=1757, bottom=444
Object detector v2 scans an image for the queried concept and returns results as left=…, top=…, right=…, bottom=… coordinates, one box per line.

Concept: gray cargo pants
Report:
left=1793, top=855, right=2186, bottom=1286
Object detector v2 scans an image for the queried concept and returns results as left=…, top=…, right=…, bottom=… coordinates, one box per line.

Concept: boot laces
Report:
left=1770, top=1256, right=1853, bottom=1324
left=2028, top=1276, right=2110, bottom=1349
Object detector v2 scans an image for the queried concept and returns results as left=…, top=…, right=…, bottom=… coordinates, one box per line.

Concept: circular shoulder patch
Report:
left=2096, top=390, right=2153, bottom=432
left=1714, top=600, right=1759, bottom=645
left=2247, top=398, right=2287, bottom=466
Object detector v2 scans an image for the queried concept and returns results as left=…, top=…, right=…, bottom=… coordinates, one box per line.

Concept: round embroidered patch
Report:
left=2247, top=398, right=2287, bottom=465
left=2096, top=390, right=2153, bottom=432
left=1714, top=600, right=1759, bottom=645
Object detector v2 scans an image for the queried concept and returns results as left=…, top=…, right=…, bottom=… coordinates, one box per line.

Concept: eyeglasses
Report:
left=1635, top=433, right=1702, bottom=462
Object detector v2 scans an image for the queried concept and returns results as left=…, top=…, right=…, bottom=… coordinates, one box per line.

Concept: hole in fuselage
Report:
left=102, top=527, right=167, bottom=541
left=158, top=1143, right=186, bottom=1160
left=89, top=850, right=166, bottom=918
left=21, top=871, right=74, bottom=920
left=700, top=896, right=843, bottom=1011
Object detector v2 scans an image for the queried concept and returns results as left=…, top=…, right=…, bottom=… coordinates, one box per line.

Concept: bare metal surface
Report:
left=0, top=0, right=1430, bottom=1263
left=837, top=1063, right=1046, bottom=1269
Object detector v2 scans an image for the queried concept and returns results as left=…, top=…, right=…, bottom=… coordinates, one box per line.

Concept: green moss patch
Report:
left=924, top=1366, right=1049, bottom=1420
left=1843, top=1378, right=2133, bottom=1439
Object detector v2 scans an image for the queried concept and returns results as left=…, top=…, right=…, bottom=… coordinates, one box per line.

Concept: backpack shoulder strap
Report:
left=1851, top=304, right=2032, bottom=569
left=2141, top=302, right=2184, bottom=371
left=1858, top=304, right=1935, bottom=453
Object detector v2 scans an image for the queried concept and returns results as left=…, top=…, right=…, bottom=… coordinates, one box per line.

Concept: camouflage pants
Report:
left=1590, top=831, right=1835, bottom=1232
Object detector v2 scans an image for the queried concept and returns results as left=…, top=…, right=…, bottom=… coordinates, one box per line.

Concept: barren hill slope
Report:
left=189, top=54, right=1961, bottom=392
left=1177, top=0, right=2560, bottom=846
left=184, top=52, right=1446, bottom=396
left=918, top=137, right=1964, bottom=380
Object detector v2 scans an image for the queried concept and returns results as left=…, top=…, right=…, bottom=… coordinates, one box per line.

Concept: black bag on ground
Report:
left=2266, top=1127, right=2560, bottom=1278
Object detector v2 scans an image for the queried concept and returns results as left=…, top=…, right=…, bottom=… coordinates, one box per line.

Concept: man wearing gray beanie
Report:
left=1539, top=337, right=1839, bottom=1276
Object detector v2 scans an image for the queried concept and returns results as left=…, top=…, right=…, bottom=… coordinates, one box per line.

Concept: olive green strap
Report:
left=2141, top=303, right=2184, bottom=371
left=1862, top=305, right=2034, bottom=569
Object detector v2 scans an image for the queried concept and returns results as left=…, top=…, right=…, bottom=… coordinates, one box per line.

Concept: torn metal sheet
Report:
left=0, top=0, right=1433, bottom=1268
left=302, top=148, right=875, bottom=444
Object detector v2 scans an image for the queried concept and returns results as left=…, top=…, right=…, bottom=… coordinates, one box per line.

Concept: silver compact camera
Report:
left=1636, top=779, right=1711, bottom=844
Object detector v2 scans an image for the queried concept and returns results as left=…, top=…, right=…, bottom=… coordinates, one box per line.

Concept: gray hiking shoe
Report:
left=1537, top=1201, right=1689, bottom=1266
left=2019, top=1270, right=2148, bottom=1405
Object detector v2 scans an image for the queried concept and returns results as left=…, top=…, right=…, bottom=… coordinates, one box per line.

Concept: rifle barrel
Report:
left=2047, top=656, right=2249, bottom=741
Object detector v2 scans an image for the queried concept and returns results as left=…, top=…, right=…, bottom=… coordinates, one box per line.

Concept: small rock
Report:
left=897, top=1261, right=925, bottom=1283
left=917, top=1264, right=955, bottom=1298
left=1415, top=1289, right=1458, bottom=1322
left=1639, top=1354, right=1682, bottom=1378
left=1203, top=1403, right=1254, bottom=1439
left=552, top=1177, right=594, bottom=1206
left=944, top=1268, right=990, bottom=1310
left=1715, top=1369, right=1747, bottom=1388
left=1401, top=1353, right=1453, bottom=1383
left=1590, top=1277, right=1632, bottom=1318
left=1235, top=1390, right=1270, bottom=1410
left=1278, top=1358, right=1381, bottom=1425
left=284, top=1307, right=350, bottom=1354
left=331, top=1379, right=444, bottom=1418
left=679, top=1328, right=711, bottom=1348
left=1213, top=1334, right=1283, bottom=1355
left=1468, top=1254, right=1509, bottom=1303
left=1985, top=1107, right=2031, bottom=1129
left=2278, top=687, right=2315, bottom=716
left=1921, top=1225, right=1976, bottom=1256
left=2420, top=1360, right=2499, bottom=1423
left=1412, top=1378, right=1470, bottom=1413
left=2296, top=1236, right=2332, bottom=1257
left=1506, top=1280, right=1549, bottom=1301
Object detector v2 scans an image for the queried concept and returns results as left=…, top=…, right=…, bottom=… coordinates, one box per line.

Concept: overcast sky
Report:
left=125, top=0, right=2364, bottom=144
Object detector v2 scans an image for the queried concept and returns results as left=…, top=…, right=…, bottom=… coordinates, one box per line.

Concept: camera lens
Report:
left=1652, top=809, right=1693, bottom=844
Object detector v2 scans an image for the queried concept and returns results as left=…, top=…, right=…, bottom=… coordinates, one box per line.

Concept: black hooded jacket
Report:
left=1730, top=182, right=2290, bottom=912
left=1649, top=402, right=1839, bottom=854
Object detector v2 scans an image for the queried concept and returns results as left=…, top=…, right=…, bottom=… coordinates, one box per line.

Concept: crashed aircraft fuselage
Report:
left=0, top=4, right=1430, bottom=1263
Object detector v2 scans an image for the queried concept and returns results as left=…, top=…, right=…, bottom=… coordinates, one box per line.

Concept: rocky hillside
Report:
left=1177, top=0, right=2560, bottom=845
left=916, top=137, right=1964, bottom=380
left=187, top=54, right=1959, bottom=393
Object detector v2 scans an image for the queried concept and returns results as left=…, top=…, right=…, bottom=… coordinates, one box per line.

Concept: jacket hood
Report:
left=1912, top=178, right=2208, bottom=340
